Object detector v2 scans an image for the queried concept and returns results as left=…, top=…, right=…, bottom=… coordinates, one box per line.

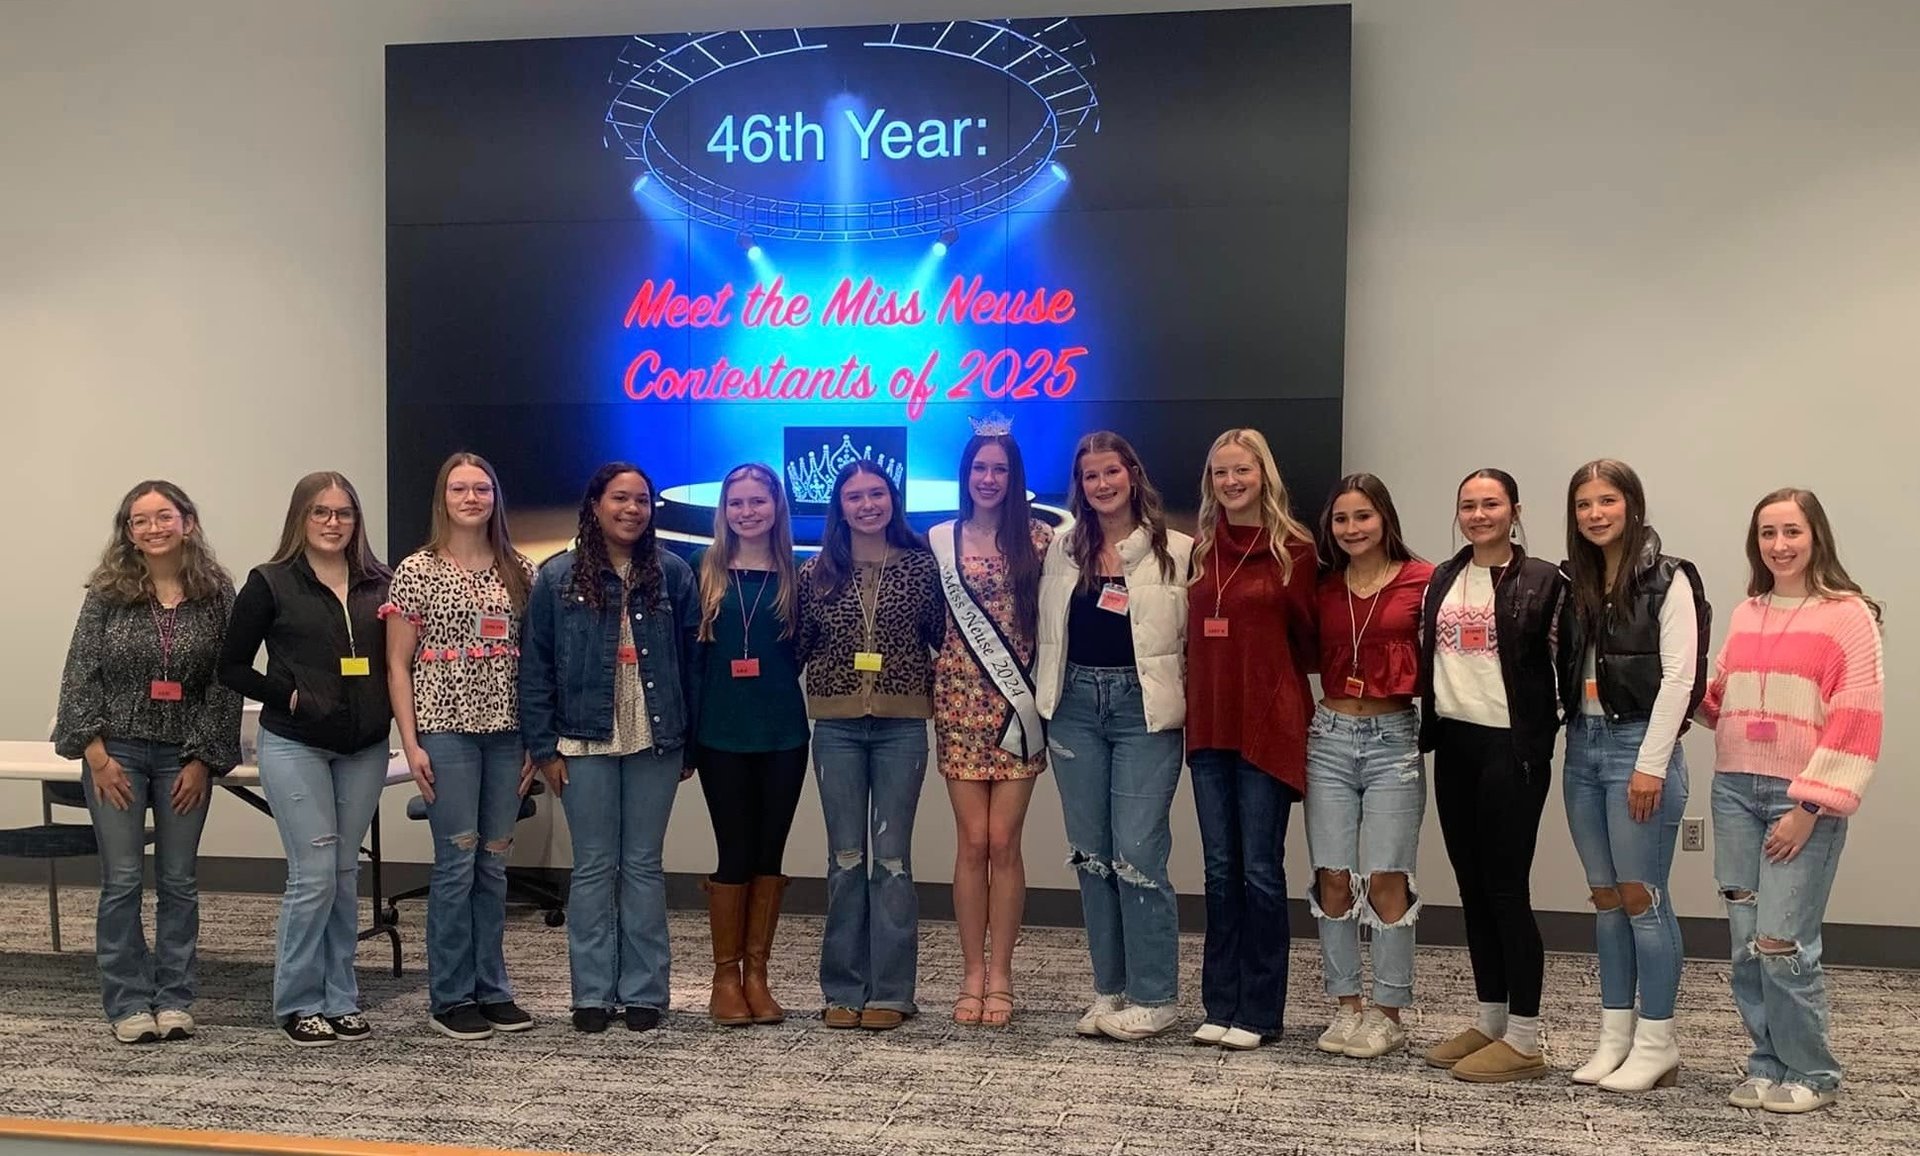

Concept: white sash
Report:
left=931, top=522, right=1044, bottom=759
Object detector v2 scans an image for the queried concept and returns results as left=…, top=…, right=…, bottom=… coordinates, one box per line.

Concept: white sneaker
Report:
left=1318, top=1005, right=1364, bottom=1054
left=1075, top=994, right=1127, bottom=1037
left=154, top=1009, right=195, bottom=1040
left=1096, top=1003, right=1179, bottom=1041
left=1728, top=1077, right=1775, bottom=1109
left=111, top=1012, right=160, bottom=1044
left=1218, top=1027, right=1265, bottom=1051
left=1343, top=1007, right=1408, bottom=1059
left=1191, top=1022, right=1229, bottom=1046
left=1761, top=1082, right=1837, bottom=1114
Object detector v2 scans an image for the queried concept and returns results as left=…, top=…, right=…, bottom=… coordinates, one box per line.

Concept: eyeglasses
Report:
left=447, top=482, right=496, bottom=499
left=309, top=506, right=358, bottom=525
left=128, top=512, right=181, bottom=532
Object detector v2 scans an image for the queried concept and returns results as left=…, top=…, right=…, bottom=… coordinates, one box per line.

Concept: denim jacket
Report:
left=518, top=547, right=702, bottom=767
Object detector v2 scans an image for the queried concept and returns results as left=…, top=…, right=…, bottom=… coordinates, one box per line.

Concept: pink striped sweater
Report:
left=1699, top=594, right=1883, bottom=816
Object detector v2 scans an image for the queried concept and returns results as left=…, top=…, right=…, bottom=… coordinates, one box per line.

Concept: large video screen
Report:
left=387, top=6, right=1350, bottom=557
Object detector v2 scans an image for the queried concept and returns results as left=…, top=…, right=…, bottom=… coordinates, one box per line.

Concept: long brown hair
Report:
left=1744, top=487, right=1881, bottom=620
left=698, top=463, right=798, bottom=641
left=1564, top=459, right=1652, bottom=626
left=1066, top=431, right=1172, bottom=593
left=1315, top=473, right=1419, bottom=573
left=268, top=472, right=388, bottom=578
left=569, top=462, right=662, bottom=612
left=812, top=460, right=928, bottom=601
left=86, top=480, right=232, bottom=605
left=425, top=452, right=531, bottom=613
left=1190, top=428, right=1314, bottom=586
left=958, top=433, right=1044, bottom=643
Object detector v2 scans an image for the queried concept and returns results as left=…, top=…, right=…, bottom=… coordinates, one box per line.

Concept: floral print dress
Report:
left=932, top=520, right=1052, bottom=781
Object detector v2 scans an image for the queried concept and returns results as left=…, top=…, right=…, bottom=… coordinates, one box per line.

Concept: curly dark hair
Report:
left=569, top=462, right=662, bottom=612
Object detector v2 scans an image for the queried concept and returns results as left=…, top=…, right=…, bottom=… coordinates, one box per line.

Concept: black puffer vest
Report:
left=1558, top=530, right=1711, bottom=726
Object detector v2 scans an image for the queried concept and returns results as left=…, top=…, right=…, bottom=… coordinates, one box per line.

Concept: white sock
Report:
left=1504, top=1014, right=1541, bottom=1056
left=1475, top=1002, right=1508, bottom=1039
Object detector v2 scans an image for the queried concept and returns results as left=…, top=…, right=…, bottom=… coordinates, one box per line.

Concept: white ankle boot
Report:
left=1599, top=1017, right=1680, bottom=1093
left=1570, top=1008, right=1636, bottom=1084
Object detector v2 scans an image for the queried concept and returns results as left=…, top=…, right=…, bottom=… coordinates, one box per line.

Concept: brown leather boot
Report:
left=705, top=880, right=752, bottom=1026
left=743, top=874, right=788, bottom=1024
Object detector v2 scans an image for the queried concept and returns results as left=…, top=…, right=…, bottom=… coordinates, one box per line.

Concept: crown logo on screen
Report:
left=787, top=435, right=906, bottom=506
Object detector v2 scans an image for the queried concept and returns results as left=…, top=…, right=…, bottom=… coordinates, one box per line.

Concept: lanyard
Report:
left=453, top=556, right=498, bottom=613
left=1458, top=557, right=1510, bottom=614
left=1210, top=533, right=1261, bottom=618
left=150, top=599, right=179, bottom=679
left=1345, top=564, right=1395, bottom=675
left=1754, top=594, right=1809, bottom=711
left=734, top=568, right=770, bottom=659
left=858, top=551, right=894, bottom=651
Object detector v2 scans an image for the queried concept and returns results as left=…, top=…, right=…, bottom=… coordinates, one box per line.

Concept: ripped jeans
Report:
left=1049, top=665, right=1183, bottom=1008
left=1304, top=706, right=1425, bottom=1008
left=256, top=730, right=390, bottom=1021
left=417, top=730, right=525, bottom=1015
left=813, top=717, right=929, bottom=1013
left=1712, top=771, right=1848, bottom=1091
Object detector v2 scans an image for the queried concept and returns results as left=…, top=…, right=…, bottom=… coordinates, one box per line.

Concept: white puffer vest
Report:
left=1034, top=524, right=1192, bottom=733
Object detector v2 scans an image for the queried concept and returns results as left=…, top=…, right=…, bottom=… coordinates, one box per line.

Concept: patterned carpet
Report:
left=0, top=884, right=1914, bottom=1155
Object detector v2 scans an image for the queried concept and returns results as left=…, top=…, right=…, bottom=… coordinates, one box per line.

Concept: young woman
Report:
left=219, top=472, right=392, bottom=1048
left=1701, top=488, right=1882, bottom=1115
left=797, top=460, right=944, bottom=1030
left=1305, top=474, right=1433, bottom=1060
left=927, top=426, right=1052, bottom=1027
left=54, top=481, right=242, bottom=1044
left=1183, top=429, right=1318, bottom=1051
left=518, top=462, right=701, bottom=1035
left=1035, top=431, right=1192, bottom=1043
left=691, top=463, right=807, bottom=1027
left=1416, top=468, right=1567, bottom=1082
left=1558, top=460, right=1709, bottom=1092
left=382, top=452, right=537, bottom=1041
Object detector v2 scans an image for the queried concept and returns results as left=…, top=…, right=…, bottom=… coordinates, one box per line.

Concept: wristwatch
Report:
left=1798, top=800, right=1821, bottom=816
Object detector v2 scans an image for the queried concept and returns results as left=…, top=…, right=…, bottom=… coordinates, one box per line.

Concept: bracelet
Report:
left=1798, top=800, right=1820, bottom=816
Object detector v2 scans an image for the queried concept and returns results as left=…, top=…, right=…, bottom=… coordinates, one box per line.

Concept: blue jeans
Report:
left=1713, top=771, right=1848, bottom=1091
left=256, top=730, right=389, bottom=1021
left=559, top=747, right=682, bottom=1011
left=417, top=731, right=525, bottom=1015
left=1304, top=706, right=1425, bottom=1009
left=81, top=740, right=211, bottom=1022
left=812, top=717, right=928, bottom=1013
left=1189, top=749, right=1296, bottom=1036
left=1049, top=666, right=1183, bottom=1008
left=1563, top=716, right=1688, bottom=1019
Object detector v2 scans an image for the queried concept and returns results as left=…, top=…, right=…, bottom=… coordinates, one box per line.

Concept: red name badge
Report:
left=1459, top=625, right=1489, bottom=651
left=1203, top=617, right=1230, bottom=638
left=1746, top=719, right=1778, bottom=743
left=1096, top=584, right=1129, bottom=614
left=1584, top=678, right=1600, bottom=702
left=731, top=658, right=761, bottom=679
left=1344, top=676, right=1366, bottom=699
left=475, top=614, right=510, bottom=640
left=149, top=679, right=184, bottom=702
left=616, top=644, right=639, bottom=665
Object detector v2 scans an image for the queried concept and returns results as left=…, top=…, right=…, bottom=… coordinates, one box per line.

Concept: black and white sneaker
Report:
left=430, top=1005, right=495, bottom=1041
left=283, top=1014, right=337, bottom=1048
left=327, top=1012, right=371, bottom=1041
left=478, top=1001, right=534, bottom=1032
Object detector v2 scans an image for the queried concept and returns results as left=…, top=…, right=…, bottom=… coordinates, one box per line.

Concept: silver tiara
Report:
left=968, top=411, right=1015, bottom=437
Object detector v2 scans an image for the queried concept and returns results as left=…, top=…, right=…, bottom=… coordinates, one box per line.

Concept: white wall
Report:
left=3, top=0, right=1915, bottom=925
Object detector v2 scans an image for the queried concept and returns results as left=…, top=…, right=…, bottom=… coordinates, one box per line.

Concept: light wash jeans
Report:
left=417, top=730, right=525, bottom=1015
left=256, top=730, right=389, bottom=1021
left=559, top=747, right=682, bottom=1011
left=1713, top=770, right=1848, bottom=1091
left=82, top=739, right=212, bottom=1022
left=1563, top=715, right=1688, bottom=1019
left=1049, top=665, right=1183, bottom=1008
left=812, top=716, right=928, bottom=1013
left=1303, top=706, right=1426, bottom=1008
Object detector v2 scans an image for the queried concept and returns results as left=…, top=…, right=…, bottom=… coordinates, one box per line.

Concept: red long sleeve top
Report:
left=1315, top=559, right=1434, bottom=701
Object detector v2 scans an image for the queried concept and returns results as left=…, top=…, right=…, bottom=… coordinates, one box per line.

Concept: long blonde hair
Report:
left=86, top=480, right=232, bottom=605
left=697, top=463, right=798, bottom=641
left=423, top=452, right=530, bottom=612
left=268, top=471, right=389, bottom=578
left=1191, top=428, right=1313, bottom=585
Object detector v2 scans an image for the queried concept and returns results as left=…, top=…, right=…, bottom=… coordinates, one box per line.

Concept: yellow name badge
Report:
left=340, top=656, right=371, bottom=677
left=853, top=651, right=884, bottom=672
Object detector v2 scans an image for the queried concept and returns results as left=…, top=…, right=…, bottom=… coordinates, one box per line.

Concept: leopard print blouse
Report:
left=382, top=549, right=535, bottom=735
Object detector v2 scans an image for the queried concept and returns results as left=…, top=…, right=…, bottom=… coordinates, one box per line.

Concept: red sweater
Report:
left=1185, top=524, right=1319, bottom=792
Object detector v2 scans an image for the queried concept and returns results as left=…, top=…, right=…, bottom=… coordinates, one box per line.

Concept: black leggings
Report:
left=1432, top=719, right=1552, bottom=1018
left=698, top=745, right=809, bottom=884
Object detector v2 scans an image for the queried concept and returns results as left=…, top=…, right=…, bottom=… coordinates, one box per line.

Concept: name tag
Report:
left=1202, top=617, right=1229, bottom=638
left=1096, top=583, right=1129, bottom=614
left=1459, top=624, right=1489, bottom=652
left=853, top=651, right=884, bottom=672
left=1584, top=678, right=1599, bottom=702
left=149, top=679, right=184, bottom=702
left=1746, top=719, right=1778, bottom=743
left=731, top=658, right=761, bottom=679
left=1343, top=676, right=1366, bottom=699
left=616, top=644, right=639, bottom=665
left=340, top=656, right=371, bottom=677
left=474, top=613, right=510, bottom=640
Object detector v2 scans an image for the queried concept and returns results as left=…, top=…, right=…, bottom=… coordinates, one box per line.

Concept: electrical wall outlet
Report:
left=1681, top=817, right=1706, bottom=852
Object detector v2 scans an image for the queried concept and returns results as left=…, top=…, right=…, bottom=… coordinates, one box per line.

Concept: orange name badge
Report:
left=1096, top=583, right=1129, bottom=614
left=475, top=613, right=510, bottom=640
left=149, top=679, right=184, bottom=702
left=1343, top=676, right=1367, bottom=699
left=1584, top=678, right=1600, bottom=703
left=1202, top=617, right=1229, bottom=638
left=616, top=644, right=639, bottom=665
left=339, top=656, right=371, bottom=677
left=1458, top=624, right=1489, bottom=652
left=730, top=658, right=761, bottom=679
left=1746, top=719, right=1778, bottom=743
